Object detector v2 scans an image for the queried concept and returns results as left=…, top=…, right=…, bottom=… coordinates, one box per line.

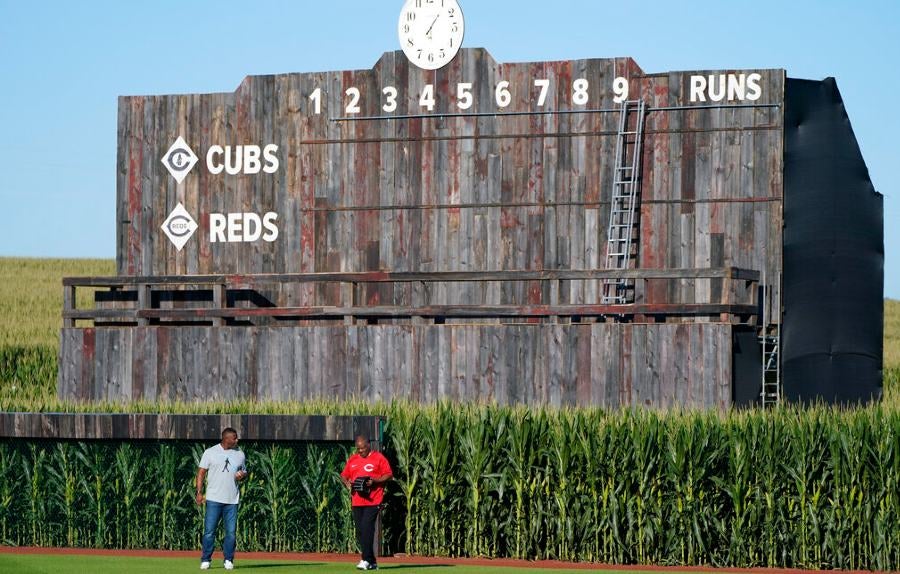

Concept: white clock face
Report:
left=398, top=0, right=464, bottom=71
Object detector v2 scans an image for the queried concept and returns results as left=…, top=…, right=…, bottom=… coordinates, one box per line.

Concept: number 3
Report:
left=383, top=86, right=398, bottom=112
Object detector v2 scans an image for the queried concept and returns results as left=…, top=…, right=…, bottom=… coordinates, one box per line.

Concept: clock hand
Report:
left=425, top=14, right=440, bottom=37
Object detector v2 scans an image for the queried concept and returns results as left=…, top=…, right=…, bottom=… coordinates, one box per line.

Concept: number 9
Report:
left=613, top=77, right=629, bottom=103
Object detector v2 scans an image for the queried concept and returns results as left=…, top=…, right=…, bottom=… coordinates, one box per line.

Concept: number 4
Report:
left=420, top=84, right=435, bottom=111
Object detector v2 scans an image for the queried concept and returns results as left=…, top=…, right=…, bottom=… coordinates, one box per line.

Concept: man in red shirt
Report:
left=340, top=435, right=393, bottom=571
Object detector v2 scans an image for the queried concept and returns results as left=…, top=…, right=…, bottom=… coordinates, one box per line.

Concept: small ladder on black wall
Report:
left=602, top=99, right=647, bottom=304
left=759, top=276, right=782, bottom=407
left=760, top=323, right=781, bottom=406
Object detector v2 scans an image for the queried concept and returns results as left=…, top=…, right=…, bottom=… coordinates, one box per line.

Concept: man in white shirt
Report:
left=196, top=427, right=248, bottom=570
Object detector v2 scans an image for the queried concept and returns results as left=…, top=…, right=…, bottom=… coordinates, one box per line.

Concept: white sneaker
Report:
left=224, top=560, right=235, bottom=570
left=200, top=562, right=210, bottom=570
left=356, top=560, right=369, bottom=570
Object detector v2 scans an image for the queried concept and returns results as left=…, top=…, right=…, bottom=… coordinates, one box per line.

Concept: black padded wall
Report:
left=782, top=77, right=883, bottom=404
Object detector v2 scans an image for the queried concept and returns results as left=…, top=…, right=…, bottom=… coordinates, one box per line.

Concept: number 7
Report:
left=534, top=79, right=550, bottom=107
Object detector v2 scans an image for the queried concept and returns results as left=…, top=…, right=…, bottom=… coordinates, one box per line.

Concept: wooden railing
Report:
left=0, top=413, right=383, bottom=445
left=62, top=267, right=759, bottom=326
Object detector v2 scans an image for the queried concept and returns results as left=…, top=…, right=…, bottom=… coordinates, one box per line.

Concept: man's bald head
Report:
left=354, top=435, right=371, bottom=456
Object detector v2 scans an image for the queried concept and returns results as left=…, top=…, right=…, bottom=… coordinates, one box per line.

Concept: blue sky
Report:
left=0, top=0, right=897, bottom=297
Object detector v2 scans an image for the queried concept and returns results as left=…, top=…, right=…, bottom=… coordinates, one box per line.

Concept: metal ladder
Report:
left=602, top=99, right=647, bottom=304
left=760, top=326, right=781, bottom=406
left=759, top=275, right=781, bottom=406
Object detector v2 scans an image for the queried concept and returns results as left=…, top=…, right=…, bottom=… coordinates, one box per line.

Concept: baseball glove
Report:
left=351, top=476, right=371, bottom=496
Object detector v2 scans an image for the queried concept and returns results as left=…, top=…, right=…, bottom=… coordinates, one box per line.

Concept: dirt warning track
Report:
left=0, top=546, right=890, bottom=573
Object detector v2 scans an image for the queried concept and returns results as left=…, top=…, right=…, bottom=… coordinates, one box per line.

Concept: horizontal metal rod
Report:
left=63, top=267, right=760, bottom=287
left=330, top=103, right=780, bottom=122
left=65, top=303, right=759, bottom=321
left=292, top=197, right=782, bottom=213
left=292, top=124, right=780, bottom=146
left=649, top=103, right=781, bottom=112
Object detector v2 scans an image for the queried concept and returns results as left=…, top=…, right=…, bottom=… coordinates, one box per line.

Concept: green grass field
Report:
left=0, top=258, right=114, bottom=349
left=0, top=554, right=646, bottom=574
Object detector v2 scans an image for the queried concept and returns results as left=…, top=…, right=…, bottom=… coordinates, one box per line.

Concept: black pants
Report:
left=352, top=505, right=379, bottom=564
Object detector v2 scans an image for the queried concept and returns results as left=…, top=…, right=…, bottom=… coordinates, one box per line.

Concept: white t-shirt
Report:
left=199, top=444, right=246, bottom=504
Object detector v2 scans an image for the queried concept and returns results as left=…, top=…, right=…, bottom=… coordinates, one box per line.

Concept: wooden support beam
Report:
left=63, top=284, right=76, bottom=328
left=137, top=283, right=151, bottom=326
left=212, top=284, right=226, bottom=327
left=63, top=303, right=757, bottom=322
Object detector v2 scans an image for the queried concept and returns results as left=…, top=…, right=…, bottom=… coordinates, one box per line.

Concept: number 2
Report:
left=345, top=87, right=361, bottom=114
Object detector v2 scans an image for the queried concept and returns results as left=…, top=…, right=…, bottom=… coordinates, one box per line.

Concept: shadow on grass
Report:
left=240, top=565, right=454, bottom=571
left=378, top=566, right=454, bottom=570
left=240, top=563, right=325, bottom=569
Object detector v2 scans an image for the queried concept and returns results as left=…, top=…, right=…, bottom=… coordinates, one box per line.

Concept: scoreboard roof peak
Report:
left=119, top=48, right=783, bottom=102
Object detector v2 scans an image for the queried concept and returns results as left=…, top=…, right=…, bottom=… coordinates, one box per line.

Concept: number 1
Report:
left=309, top=88, right=321, bottom=115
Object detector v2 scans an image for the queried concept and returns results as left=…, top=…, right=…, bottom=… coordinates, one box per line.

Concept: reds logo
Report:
left=363, top=463, right=375, bottom=473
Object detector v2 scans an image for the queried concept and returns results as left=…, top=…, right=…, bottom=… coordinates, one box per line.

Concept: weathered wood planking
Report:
left=59, top=324, right=735, bottom=409
left=116, top=49, right=783, bottom=315
left=0, top=413, right=382, bottom=442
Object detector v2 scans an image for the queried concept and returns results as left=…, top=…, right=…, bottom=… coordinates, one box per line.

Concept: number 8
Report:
left=572, top=78, right=589, bottom=105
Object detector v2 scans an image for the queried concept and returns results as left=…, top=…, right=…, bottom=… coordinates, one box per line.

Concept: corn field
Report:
left=1, top=403, right=899, bottom=570
left=381, top=403, right=900, bottom=569
left=0, top=440, right=357, bottom=553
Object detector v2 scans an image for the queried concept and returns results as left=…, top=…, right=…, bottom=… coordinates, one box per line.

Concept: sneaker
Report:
left=200, top=562, right=210, bottom=571
left=365, top=564, right=378, bottom=571
left=356, top=560, right=369, bottom=570
left=224, top=560, right=235, bottom=570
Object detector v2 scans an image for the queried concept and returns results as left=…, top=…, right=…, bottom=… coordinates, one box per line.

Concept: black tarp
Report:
left=782, top=77, right=883, bottom=404
left=732, top=327, right=762, bottom=407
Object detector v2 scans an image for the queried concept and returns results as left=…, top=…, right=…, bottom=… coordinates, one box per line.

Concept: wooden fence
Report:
left=0, top=413, right=382, bottom=445
left=64, top=267, right=758, bottom=327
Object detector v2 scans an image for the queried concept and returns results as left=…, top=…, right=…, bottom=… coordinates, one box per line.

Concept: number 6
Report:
left=495, top=80, right=511, bottom=108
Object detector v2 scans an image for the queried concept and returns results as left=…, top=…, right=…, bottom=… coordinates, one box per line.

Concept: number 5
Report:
left=457, top=82, right=473, bottom=110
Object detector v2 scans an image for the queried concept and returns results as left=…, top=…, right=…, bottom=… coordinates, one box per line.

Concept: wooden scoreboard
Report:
left=116, top=49, right=782, bottom=298
left=59, top=4, right=882, bottom=406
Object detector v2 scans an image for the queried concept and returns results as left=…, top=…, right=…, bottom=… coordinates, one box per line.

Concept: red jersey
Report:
left=341, top=451, right=392, bottom=506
